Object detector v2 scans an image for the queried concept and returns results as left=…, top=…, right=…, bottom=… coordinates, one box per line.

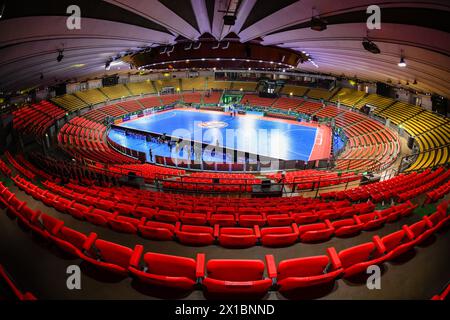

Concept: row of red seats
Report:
left=116, top=100, right=146, bottom=113
left=164, top=172, right=261, bottom=192
left=5, top=152, right=36, bottom=180
left=271, top=97, right=303, bottom=110
left=201, top=92, right=221, bottom=104
left=102, top=163, right=185, bottom=182
left=320, top=168, right=446, bottom=203
left=14, top=176, right=419, bottom=248
left=425, top=180, right=450, bottom=204
left=267, top=170, right=360, bottom=189
left=295, top=101, right=323, bottom=114
left=12, top=101, right=65, bottom=136
left=0, top=264, right=36, bottom=301
left=58, top=179, right=325, bottom=209
left=241, top=94, right=276, bottom=107
left=14, top=154, right=57, bottom=182
left=58, top=116, right=138, bottom=164
left=0, top=159, right=12, bottom=177
left=397, top=169, right=450, bottom=202
left=182, top=92, right=202, bottom=104
left=1, top=180, right=447, bottom=299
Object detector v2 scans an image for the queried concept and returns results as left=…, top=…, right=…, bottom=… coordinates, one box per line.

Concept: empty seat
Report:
left=338, top=236, right=388, bottom=278
left=51, top=226, right=94, bottom=257
left=332, top=216, right=364, bottom=237
left=276, top=247, right=343, bottom=292
left=381, top=226, right=415, bottom=260
left=108, top=216, right=145, bottom=234
left=83, top=237, right=135, bottom=276
left=138, top=221, right=175, bottom=240
left=208, top=213, right=236, bottom=226
left=129, top=246, right=204, bottom=291
left=298, top=220, right=334, bottom=243
left=175, top=223, right=215, bottom=246
left=266, top=212, right=293, bottom=226
left=217, top=226, right=260, bottom=248
left=154, top=209, right=179, bottom=223
left=83, top=208, right=111, bottom=226
left=358, top=212, right=387, bottom=230
left=260, top=224, right=299, bottom=247
left=292, top=211, right=319, bottom=224
left=201, top=256, right=274, bottom=298
left=238, top=213, right=266, bottom=227
left=180, top=212, right=208, bottom=225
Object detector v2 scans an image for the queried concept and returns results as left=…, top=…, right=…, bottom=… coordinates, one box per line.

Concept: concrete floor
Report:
left=0, top=182, right=449, bottom=300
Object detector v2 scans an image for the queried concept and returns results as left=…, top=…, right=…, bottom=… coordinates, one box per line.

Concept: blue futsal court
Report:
left=108, top=109, right=321, bottom=162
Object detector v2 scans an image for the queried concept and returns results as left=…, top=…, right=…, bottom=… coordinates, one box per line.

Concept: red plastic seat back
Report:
left=261, top=226, right=292, bottom=236
left=144, top=252, right=196, bottom=280
left=206, top=260, right=265, bottom=281
left=339, top=242, right=375, bottom=268
left=221, top=227, right=253, bottom=236
left=58, top=227, right=87, bottom=250
left=94, top=239, right=133, bottom=268
left=181, top=225, right=213, bottom=234
left=278, top=256, right=329, bottom=280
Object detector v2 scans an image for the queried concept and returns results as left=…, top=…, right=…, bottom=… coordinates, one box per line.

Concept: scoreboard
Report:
left=257, top=79, right=284, bottom=98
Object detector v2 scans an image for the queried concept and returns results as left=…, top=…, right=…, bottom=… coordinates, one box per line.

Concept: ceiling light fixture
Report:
left=398, top=56, right=406, bottom=67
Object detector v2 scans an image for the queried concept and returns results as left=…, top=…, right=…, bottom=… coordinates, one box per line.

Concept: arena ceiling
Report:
left=0, top=0, right=449, bottom=98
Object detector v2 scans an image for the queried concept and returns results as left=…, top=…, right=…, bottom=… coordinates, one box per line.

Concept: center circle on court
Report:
left=197, top=121, right=229, bottom=129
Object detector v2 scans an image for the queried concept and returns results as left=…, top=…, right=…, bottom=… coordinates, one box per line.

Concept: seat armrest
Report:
left=254, top=225, right=261, bottom=239
left=265, top=255, right=277, bottom=279
left=402, top=225, right=415, bottom=240
left=373, top=235, right=386, bottom=254
left=196, top=253, right=206, bottom=278
left=51, top=220, right=65, bottom=235
left=129, top=244, right=144, bottom=268
left=213, top=224, right=220, bottom=238
left=82, top=232, right=97, bottom=251
left=175, top=221, right=182, bottom=232
left=423, top=215, right=434, bottom=228
left=327, top=247, right=342, bottom=269
left=325, top=219, right=334, bottom=230
left=353, top=215, right=362, bottom=225
left=291, top=223, right=299, bottom=235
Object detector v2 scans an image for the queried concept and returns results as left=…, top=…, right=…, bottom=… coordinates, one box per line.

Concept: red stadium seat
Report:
left=138, top=221, right=176, bottom=240
left=201, top=256, right=274, bottom=298
left=332, top=216, right=364, bottom=237
left=175, top=223, right=215, bottom=246
left=238, top=213, right=266, bottom=227
left=180, top=212, right=208, bottom=225
left=208, top=213, right=236, bottom=226
left=298, top=220, right=334, bottom=243
left=129, top=246, right=204, bottom=292
left=133, top=206, right=156, bottom=219
left=358, top=212, right=387, bottom=230
left=276, top=247, right=343, bottom=292
left=108, top=216, right=145, bottom=234
left=154, top=209, right=179, bottom=223
left=260, top=224, right=299, bottom=247
left=67, top=202, right=91, bottom=220
left=292, top=211, right=319, bottom=224
left=51, top=226, right=95, bottom=258
left=83, top=208, right=111, bottom=226
left=338, top=236, right=388, bottom=278
left=266, top=212, right=294, bottom=226
left=381, top=225, right=416, bottom=260
left=216, top=225, right=260, bottom=248
left=83, top=236, right=135, bottom=276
